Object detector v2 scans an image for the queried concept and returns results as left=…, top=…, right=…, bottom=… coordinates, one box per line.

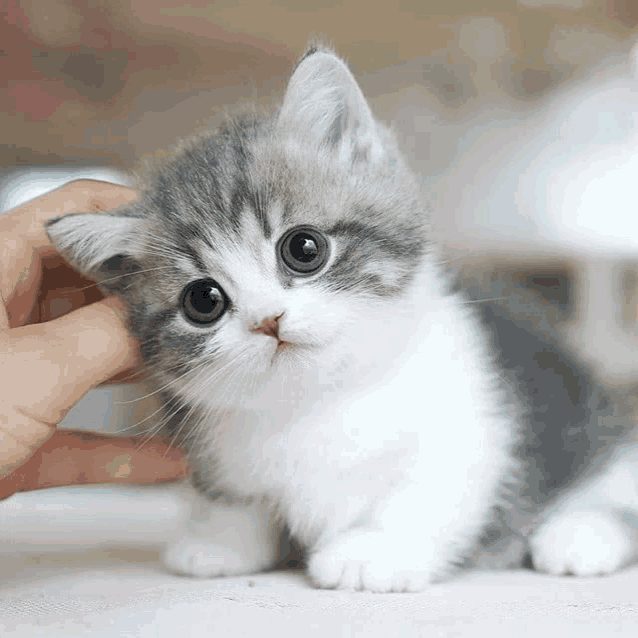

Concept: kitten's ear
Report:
left=279, top=47, right=384, bottom=161
left=44, top=209, right=144, bottom=294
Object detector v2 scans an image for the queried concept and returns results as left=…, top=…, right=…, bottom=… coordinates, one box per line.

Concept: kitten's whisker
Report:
left=462, top=296, right=509, bottom=304
left=113, top=401, right=175, bottom=435
left=134, top=349, right=252, bottom=454
left=130, top=390, right=199, bottom=452
left=129, top=232, right=188, bottom=258
left=54, top=265, right=177, bottom=296
left=151, top=401, right=200, bottom=459
left=158, top=359, right=246, bottom=457
left=112, top=357, right=215, bottom=405
left=116, top=395, right=184, bottom=443
left=111, top=360, right=218, bottom=434
left=432, top=254, right=470, bottom=267
left=178, top=347, right=255, bottom=455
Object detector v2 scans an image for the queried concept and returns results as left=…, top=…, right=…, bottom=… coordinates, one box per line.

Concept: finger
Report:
left=1, top=179, right=137, bottom=239
left=0, top=408, right=55, bottom=481
left=34, top=255, right=105, bottom=323
left=2, top=297, right=142, bottom=425
left=0, top=289, right=10, bottom=332
left=0, top=430, right=188, bottom=499
left=0, top=242, right=47, bottom=329
left=0, top=181, right=136, bottom=324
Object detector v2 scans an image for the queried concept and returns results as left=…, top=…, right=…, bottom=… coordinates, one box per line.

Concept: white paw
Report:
left=530, top=510, right=633, bottom=577
left=308, top=530, right=434, bottom=592
left=163, top=538, right=266, bottom=578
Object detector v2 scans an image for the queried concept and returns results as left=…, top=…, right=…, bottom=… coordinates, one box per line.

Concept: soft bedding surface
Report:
left=2, top=549, right=638, bottom=637
left=1, top=485, right=636, bottom=637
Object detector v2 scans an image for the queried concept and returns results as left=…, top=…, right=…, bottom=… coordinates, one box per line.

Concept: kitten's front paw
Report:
left=163, top=538, right=267, bottom=578
left=530, top=510, right=634, bottom=577
left=308, top=530, right=435, bottom=593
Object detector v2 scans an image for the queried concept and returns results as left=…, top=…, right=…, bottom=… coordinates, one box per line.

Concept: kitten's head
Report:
left=46, top=46, right=429, bottom=410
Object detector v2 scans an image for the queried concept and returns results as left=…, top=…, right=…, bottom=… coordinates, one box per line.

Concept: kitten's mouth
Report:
left=271, top=339, right=295, bottom=364
left=275, top=340, right=293, bottom=355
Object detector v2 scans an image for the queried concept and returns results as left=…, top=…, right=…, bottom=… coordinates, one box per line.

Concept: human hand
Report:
left=0, top=180, right=188, bottom=499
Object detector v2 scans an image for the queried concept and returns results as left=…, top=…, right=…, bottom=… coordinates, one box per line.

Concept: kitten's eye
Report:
left=181, top=279, right=229, bottom=325
left=278, top=226, right=329, bottom=275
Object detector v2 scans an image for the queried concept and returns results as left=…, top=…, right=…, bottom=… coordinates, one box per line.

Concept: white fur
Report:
left=531, top=444, right=638, bottom=576
left=532, top=510, right=633, bottom=577
left=278, top=51, right=388, bottom=169
left=47, top=213, right=144, bottom=275
left=164, top=256, right=519, bottom=591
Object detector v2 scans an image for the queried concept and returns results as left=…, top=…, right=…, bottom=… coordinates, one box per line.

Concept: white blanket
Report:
left=1, top=485, right=637, bottom=637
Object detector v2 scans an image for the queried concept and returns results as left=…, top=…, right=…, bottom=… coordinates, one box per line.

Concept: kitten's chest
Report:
left=211, top=382, right=419, bottom=498
left=207, top=402, right=416, bottom=544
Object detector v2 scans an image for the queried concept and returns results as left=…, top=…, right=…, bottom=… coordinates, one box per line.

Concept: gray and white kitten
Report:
left=46, top=46, right=527, bottom=591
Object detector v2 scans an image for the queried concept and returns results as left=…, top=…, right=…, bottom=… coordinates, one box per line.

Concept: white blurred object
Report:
left=426, top=44, right=638, bottom=382
left=428, top=46, right=638, bottom=257
left=0, top=167, right=132, bottom=212
left=0, top=483, right=189, bottom=551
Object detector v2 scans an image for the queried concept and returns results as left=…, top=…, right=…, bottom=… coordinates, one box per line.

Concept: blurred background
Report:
left=1, top=0, right=636, bottom=417
left=1, top=0, right=638, bottom=560
left=2, top=1, right=636, bottom=173
left=1, top=0, right=637, bottom=436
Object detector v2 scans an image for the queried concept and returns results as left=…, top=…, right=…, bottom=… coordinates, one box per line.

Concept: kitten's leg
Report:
left=305, top=371, right=514, bottom=591
left=308, top=484, right=432, bottom=592
left=530, top=446, right=638, bottom=576
left=307, top=476, right=496, bottom=592
left=531, top=510, right=634, bottom=577
left=163, top=488, right=282, bottom=578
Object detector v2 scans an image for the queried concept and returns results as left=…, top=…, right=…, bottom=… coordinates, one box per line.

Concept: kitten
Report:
left=45, top=45, right=524, bottom=592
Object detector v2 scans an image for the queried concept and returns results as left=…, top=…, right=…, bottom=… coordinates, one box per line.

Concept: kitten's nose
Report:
left=251, top=314, right=283, bottom=340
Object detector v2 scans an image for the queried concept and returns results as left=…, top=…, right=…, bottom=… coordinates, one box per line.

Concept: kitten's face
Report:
left=46, top=47, right=429, bottom=410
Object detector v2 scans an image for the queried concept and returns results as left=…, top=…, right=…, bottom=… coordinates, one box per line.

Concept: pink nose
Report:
left=252, top=314, right=283, bottom=340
